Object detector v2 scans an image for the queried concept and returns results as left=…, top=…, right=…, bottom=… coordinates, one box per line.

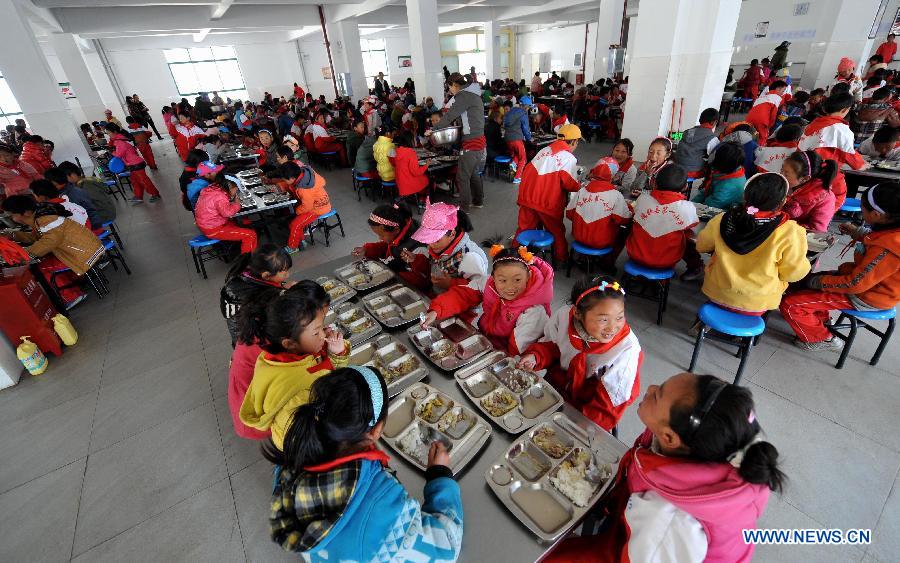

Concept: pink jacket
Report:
left=783, top=178, right=836, bottom=232
left=194, top=185, right=240, bottom=230
left=108, top=132, right=145, bottom=167
left=228, top=342, right=269, bottom=440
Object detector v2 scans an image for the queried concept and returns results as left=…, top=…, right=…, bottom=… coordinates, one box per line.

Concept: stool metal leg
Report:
left=870, top=318, right=895, bottom=366
left=655, top=281, right=666, bottom=325
left=199, top=249, right=209, bottom=279
left=191, top=248, right=201, bottom=274
left=835, top=316, right=857, bottom=369
left=566, top=248, right=574, bottom=278
left=688, top=326, right=706, bottom=372
left=734, top=338, right=753, bottom=385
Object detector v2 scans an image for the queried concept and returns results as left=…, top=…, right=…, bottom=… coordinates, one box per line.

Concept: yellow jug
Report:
left=17, top=336, right=48, bottom=376
left=52, top=314, right=79, bottom=346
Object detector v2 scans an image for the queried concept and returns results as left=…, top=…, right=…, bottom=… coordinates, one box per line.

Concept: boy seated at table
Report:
left=56, top=161, right=116, bottom=226
left=279, top=161, right=332, bottom=254
left=858, top=125, right=900, bottom=161
left=1, top=195, right=104, bottom=309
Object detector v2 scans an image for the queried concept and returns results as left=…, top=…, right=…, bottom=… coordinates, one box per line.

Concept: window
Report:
left=361, top=38, right=389, bottom=90
left=0, top=73, right=24, bottom=128
left=164, top=46, right=248, bottom=101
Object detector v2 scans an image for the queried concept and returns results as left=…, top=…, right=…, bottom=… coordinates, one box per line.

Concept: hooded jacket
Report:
left=194, top=185, right=240, bottom=230
left=174, top=122, right=205, bottom=161
left=627, top=190, right=700, bottom=269
left=393, top=146, right=429, bottom=197
left=692, top=168, right=746, bottom=210
left=428, top=257, right=554, bottom=355
left=421, top=231, right=489, bottom=289
left=12, top=212, right=104, bottom=276
left=525, top=305, right=643, bottom=431
left=20, top=141, right=53, bottom=174
left=518, top=140, right=581, bottom=215
left=108, top=132, right=145, bottom=167
left=291, top=165, right=332, bottom=216
left=696, top=212, right=810, bottom=311
left=817, top=227, right=900, bottom=310
left=435, top=82, right=485, bottom=148
left=502, top=106, right=532, bottom=142
left=565, top=179, right=632, bottom=249
left=270, top=453, right=463, bottom=561
left=0, top=158, right=40, bottom=197
left=783, top=178, right=836, bottom=233
left=373, top=136, right=396, bottom=181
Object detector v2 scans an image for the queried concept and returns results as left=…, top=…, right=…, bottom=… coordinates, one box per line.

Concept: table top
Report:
left=293, top=254, right=622, bottom=562
left=231, top=171, right=297, bottom=218
left=845, top=165, right=900, bottom=181
left=217, top=145, right=259, bottom=164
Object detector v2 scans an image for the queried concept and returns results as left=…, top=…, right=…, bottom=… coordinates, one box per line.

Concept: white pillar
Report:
left=49, top=33, right=109, bottom=124
left=0, top=0, right=90, bottom=166
left=589, top=0, right=625, bottom=83
left=406, top=0, right=444, bottom=104
left=324, top=14, right=368, bottom=102
left=800, top=0, right=883, bottom=90
left=620, top=0, right=740, bottom=154
left=83, top=48, right=124, bottom=112
left=483, top=21, right=501, bottom=82
left=623, top=16, right=637, bottom=77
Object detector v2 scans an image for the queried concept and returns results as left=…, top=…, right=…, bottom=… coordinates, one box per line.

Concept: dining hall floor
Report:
left=0, top=138, right=898, bottom=563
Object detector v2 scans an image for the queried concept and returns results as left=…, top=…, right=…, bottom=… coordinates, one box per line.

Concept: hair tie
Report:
left=800, top=150, right=812, bottom=176
left=574, top=280, right=625, bottom=305
left=729, top=434, right=762, bottom=468
left=746, top=206, right=759, bottom=215
left=748, top=410, right=757, bottom=424
left=488, top=244, right=505, bottom=258
left=867, top=187, right=887, bottom=214
left=348, top=365, right=383, bottom=427
left=368, top=213, right=399, bottom=227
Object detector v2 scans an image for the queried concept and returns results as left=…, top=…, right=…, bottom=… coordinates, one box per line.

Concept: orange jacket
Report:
left=292, top=167, right=332, bottom=217
left=819, top=228, right=900, bottom=310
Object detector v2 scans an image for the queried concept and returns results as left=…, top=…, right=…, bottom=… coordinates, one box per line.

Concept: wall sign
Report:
left=398, top=55, right=412, bottom=68
left=321, top=66, right=332, bottom=80
left=755, top=21, right=769, bottom=38
left=59, top=82, right=76, bottom=99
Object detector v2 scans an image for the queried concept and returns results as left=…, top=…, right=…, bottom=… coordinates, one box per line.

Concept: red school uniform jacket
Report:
left=20, top=141, right=53, bottom=174
left=0, top=159, right=40, bottom=197
left=517, top=140, right=581, bottom=216
left=174, top=122, right=205, bottom=161
left=798, top=115, right=866, bottom=210
left=525, top=305, right=643, bottom=431
left=745, top=93, right=783, bottom=144
left=565, top=179, right=632, bottom=248
left=361, top=219, right=431, bottom=291
left=753, top=139, right=798, bottom=173
left=627, top=190, right=699, bottom=269
left=393, top=146, right=429, bottom=196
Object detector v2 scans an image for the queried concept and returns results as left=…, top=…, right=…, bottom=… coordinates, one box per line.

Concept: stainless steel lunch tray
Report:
left=406, top=317, right=494, bottom=372
left=324, top=302, right=381, bottom=347
left=348, top=333, right=429, bottom=397
left=236, top=168, right=262, bottom=177
left=806, top=232, right=833, bottom=254
left=455, top=355, right=563, bottom=433
left=381, top=382, right=491, bottom=475
left=334, top=260, right=395, bottom=292
left=485, top=405, right=627, bottom=542
left=361, top=283, right=430, bottom=329
left=315, top=276, right=356, bottom=306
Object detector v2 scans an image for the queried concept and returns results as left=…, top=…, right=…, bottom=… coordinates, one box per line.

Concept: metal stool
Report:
left=688, top=303, right=766, bottom=385
left=566, top=241, right=612, bottom=277
left=516, top=229, right=555, bottom=266
left=317, top=151, right=338, bottom=170
left=353, top=171, right=375, bottom=201
left=50, top=264, right=108, bottom=300
left=188, top=234, right=222, bottom=279
left=621, top=260, right=675, bottom=325
left=828, top=308, right=896, bottom=369
left=380, top=180, right=397, bottom=200
left=98, top=230, right=131, bottom=275
left=490, top=155, right=513, bottom=181
left=107, top=157, right=133, bottom=195
left=101, top=220, right=124, bottom=249
left=307, top=210, right=345, bottom=247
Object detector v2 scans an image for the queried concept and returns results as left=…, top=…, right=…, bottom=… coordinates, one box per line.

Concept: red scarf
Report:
left=305, top=448, right=391, bottom=472
left=618, top=157, right=634, bottom=173
left=428, top=231, right=465, bottom=260
left=706, top=167, right=745, bottom=196
left=385, top=219, right=413, bottom=258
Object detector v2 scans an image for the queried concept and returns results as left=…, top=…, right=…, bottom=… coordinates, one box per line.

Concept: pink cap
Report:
left=590, top=157, right=619, bottom=180
left=197, top=160, right=224, bottom=177
left=838, top=57, right=855, bottom=73
left=412, top=200, right=459, bottom=244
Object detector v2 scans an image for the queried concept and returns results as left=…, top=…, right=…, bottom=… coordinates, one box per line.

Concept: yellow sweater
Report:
left=373, top=136, right=396, bottom=181
left=239, top=345, right=350, bottom=450
left=696, top=214, right=811, bottom=311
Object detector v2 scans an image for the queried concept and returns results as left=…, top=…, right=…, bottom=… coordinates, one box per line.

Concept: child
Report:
left=1, top=196, right=103, bottom=309
left=551, top=105, right=570, bottom=133
left=57, top=161, right=116, bottom=225
left=833, top=57, right=864, bottom=102
left=239, top=282, right=350, bottom=449
left=799, top=92, right=868, bottom=210
left=0, top=143, right=40, bottom=197
left=307, top=110, right=348, bottom=165
left=19, top=135, right=53, bottom=174
left=352, top=203, right=429, bottom=289
left=781, top=150, right=838, bottom=232
left=174, top=113, right=205, bottom=162
left=781, top=182, right=900, bottom=350
left=745, top=80, right=788, bottom=145
left=353, top=133, right=378, bottom=179
left=373, top=130, right=396, bottom=183
left=673, top=108, right=720, bottom=178
left=30, top=179, right=90, bottom=228
left=265, top=367, right=462, bottom=561
left=851, top=86, right=900, bottom=142
left=178, top=149, right=208, bottom=209
left=125, top=116, right=157, bottom=170
left=692, top=142, right=746, bottom=209
left=422, top=245, right=554, bottom=355
left=696, top=173, right=810, bottom=314
left=631, top=136, right=672, bottom=197
left=545, top=372, right=782, bottom=563
left=626, top=163, right=704, bottom=279
left=193, top=172, right=258, bottom=254
left=105, top=123, right=161, bottom=204
left=409, top=200, right=488, bottom=291
left=610, top=138, right=638, bottom=194
left=502, top=96, right=532, bottom=184
left=519, top=276, right=642, bottom=431
left=255, top=128, right=278, bottom=168
left=186, top=160, right=223, bottom=210
left=565, top=157, right=632, bottom=270
left=346, top=119, right=366, bottom=166
left=719, top=122, right=759, bottom=178
left=858, top=125, right=900, bottom=161
left=279, top=161, right=332, bottom=254
left=392, top=131, right=429, bottom=203
left=773, top=90, right=810, bottom=133
left=754, top=123, right=802, bottom=173
left=162, top=107, right=178, bottom=139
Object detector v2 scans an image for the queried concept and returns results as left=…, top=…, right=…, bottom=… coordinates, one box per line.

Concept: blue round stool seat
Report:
left=698, top=303, right=766, bottom=337
left=319, top=151, right=337, bottom=155
left=839, top=307, right=896, bottom=320
left=107, top=157, right=126, bottom=174
left=494, top=156, right=512, bottom=163
left=623, top=260, right=675, bottom=280
left=103, top=239, right=115, bottom=251
left=189, top=235, right=220, bottom=248
left=104, top=179, right=117, bottom=187
left=318, top=209, right=337, bottom=220
left=840, top=198, right=862, bottom=213
left=355, top=174, right=372, bottom=182
left=117, top=171, right=131, bottom=178
left=517, top=230, right=554, bottom=248
left=571, top=241, right=612, bottom=256
left=381, top=180, right=396, bottom=186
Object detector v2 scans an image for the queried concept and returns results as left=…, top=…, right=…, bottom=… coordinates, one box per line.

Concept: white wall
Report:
left=515, top=23, right=595, bottom=83
left=382, top=31, right=414, bottom=88
left=297, top=33, right=335, bottom=100
left=40, top=50, right=89, bottom=125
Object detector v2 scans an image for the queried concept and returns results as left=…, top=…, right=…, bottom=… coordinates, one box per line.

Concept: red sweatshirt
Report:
left=565, top=179, right=632, bottom=248
left=518, top=140, right=581, bottom=216
left=393, top=146, right=429, bottom=196
left=627, top=190, right=699, bottom=269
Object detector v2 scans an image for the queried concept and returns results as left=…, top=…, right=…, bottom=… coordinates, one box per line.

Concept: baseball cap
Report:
left=412, top=200, right=460, bottom=244
left=557, top=123, right=583, bottom=141
left=590, top=157, right=619, bottom=180
left=197, top=161, right=224, bottom=177
left=519, top=96, right=533, bottom=106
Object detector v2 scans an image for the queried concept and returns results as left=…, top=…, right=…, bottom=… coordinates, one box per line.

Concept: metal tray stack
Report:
left=334, top=260, right=395, bottom=291
left=485, top=408, right=627, bottom=542
left=382, top=383, right=492, bottom=475
left=406, top=318, right=493, bottom=372
left=324, top=302, right=381, bottom=346
left=455, top=355, right=563, bottom=433
left=348, top=333, right=428, bottom=397
left=361, top=284, right=429, bottom=328
left=316, top=276, right=356, bottom=306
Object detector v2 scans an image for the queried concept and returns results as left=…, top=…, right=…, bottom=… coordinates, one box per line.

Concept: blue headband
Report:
left=349, top=365, right=383, bottom=427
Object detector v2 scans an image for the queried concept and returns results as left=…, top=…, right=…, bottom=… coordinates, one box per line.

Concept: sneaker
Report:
left=471, top=203, right=484, bottom=209
left=64, top=295, right=88, bottom=310
left=512, top=178, right=521, bottom=184
left=793, top=337, right=843, bottom=352
left=680, top=267, right=704, bottom=281
left=129, top=198, right=144, bottom=205
left=509, top=162, right=518, bottom=171
left=149, top=195, right=161, bottom=202
left=284, top=246, right=301, bottom=255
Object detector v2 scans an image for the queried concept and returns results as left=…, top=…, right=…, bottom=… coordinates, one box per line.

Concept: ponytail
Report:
left=738, top=441, right=785, bottom=493
left=790, top=151, right=837, bottom=191
left=815, top=159, right=838, bottom=192
left=235, top=285, right=282, bottom=345
left=236, top=281, right=330, bottom=353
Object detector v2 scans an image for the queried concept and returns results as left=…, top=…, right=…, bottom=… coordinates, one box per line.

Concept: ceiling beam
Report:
left=329, top=0, right=395, bottom=22
left=193, top=27, right=212, bottom=41
left=210, top=0, right=233, bottom=20
left=497, top=0, right=595, bottom=20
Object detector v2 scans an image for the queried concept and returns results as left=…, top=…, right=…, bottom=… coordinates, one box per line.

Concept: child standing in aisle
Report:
left=105, top=123, right=161, bottom=204
left=193, top=173, right=257, bottom=253
left=125, top=116, right=158, bottom=170
left=519, top=276, right=643, bottom=431
left=503, top=96, right=533, bottom=184
left=174, top=113, right=205, bottom=162
left=408, top=200, right=488, bottom=292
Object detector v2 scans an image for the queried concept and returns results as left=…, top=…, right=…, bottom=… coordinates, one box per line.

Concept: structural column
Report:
left=620, top=0, right=740, bottom=153
left=0, top=0, right=90, bottom=166
left=483, top=21, right=501, bottom=81
left=589, top=0, right=625, bottom=83
left=323, top=13, right=368, bottom=102
left=800, top=0, right=884, bottom=90
left=49, top=33, right=110, bottom=125
left=406, top=0, right=444, bottom=104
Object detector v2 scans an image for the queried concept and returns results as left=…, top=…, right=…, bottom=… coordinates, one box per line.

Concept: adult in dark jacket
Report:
left=374, top=73, right=390, bottom=99
left=770, top=41, right=790, bottom=72
left=485, top=111, right=507, bottom=163
left=128, top=94, right=162, bottom=139
left=431, top=73, right=486, bottom=210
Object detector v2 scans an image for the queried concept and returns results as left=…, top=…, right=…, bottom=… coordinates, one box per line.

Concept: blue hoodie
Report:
left=503, top=106, right=532, bottom=142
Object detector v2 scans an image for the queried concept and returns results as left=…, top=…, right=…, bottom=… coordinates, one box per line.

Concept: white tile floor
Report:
left=0, top=138, right=896, bottom=562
